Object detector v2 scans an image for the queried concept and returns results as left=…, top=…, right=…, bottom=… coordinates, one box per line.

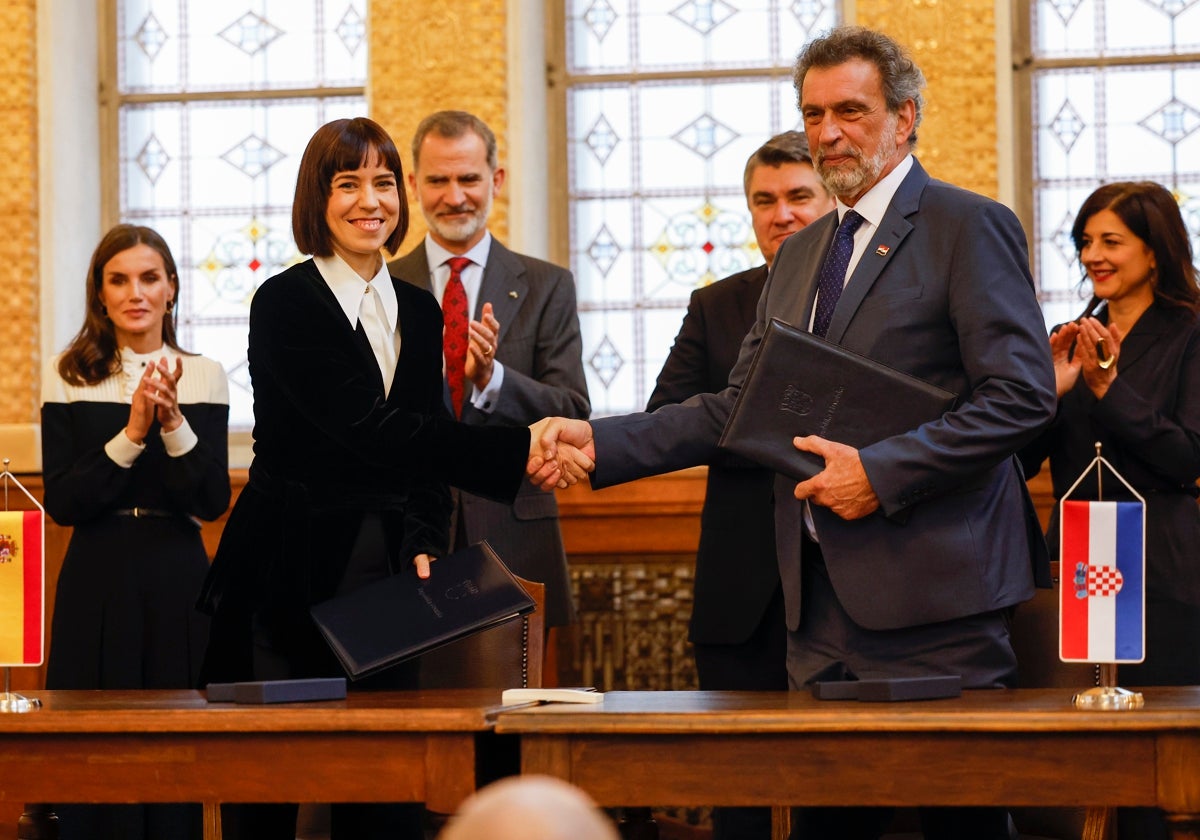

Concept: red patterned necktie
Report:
left=442, top=256, right=472, bottom=418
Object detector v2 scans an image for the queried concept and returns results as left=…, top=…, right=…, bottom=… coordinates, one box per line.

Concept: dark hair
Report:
left=742, top=130, right=819, bottom=194
left=1071, top=181, right=1200, bottom=316
left=292, top=117, right=408, bottom=256
left=58, top=224, right=183, bottom=386
left=411, top=110, right=499, bottom=172
left=793, top=26, right=925, bottom=149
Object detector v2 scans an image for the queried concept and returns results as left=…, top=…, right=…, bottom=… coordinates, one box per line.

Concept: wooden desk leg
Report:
left=1080, top=805, right=1111, bottom=840
left=16, top=804, right=57, bottom=839
left=771, top=806, right=791, bottom=840
left=202, top=802, right=222, bottom=840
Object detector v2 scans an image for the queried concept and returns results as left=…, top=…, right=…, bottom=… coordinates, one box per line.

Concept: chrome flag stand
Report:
left=0, top=459, right=43, bottom=713
left=1060, top=444, right=1145, bottom=711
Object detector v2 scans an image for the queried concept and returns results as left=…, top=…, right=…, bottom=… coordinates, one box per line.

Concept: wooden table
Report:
left=0, top=689, right=514, bottom=839
left=498, top=688, right=1200, bottom=839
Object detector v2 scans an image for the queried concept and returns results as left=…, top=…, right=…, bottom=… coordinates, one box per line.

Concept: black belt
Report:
left=111, top=508, right=201, bottom=528
left=113, top=507, right=176, bottom=519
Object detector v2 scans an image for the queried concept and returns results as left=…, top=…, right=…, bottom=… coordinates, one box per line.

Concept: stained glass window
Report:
left=112, top=0, right=367, bottom=429
left=561, top=1, right=841, bottom=416
left=1028, top=0, right=1200, bottom=327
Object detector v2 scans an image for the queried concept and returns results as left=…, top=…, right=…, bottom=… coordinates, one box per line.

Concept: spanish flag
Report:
left=0, top=510, right=43, bottom=666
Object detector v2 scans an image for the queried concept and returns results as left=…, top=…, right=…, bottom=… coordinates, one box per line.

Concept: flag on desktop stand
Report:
left=0, top=509, right=44, bottom=666
left=1059, top=500, right=1144, bottom=663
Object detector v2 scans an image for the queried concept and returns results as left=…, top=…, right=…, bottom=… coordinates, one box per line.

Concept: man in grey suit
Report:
left=531, top=27, right=1055, bottom=840
left=390, top=110, right=589, bottom=634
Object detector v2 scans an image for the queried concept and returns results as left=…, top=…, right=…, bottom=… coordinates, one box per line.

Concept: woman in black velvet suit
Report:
left=197, top=118, right=573, bottom=840
left=1019, top=181, right=1200, bottom=840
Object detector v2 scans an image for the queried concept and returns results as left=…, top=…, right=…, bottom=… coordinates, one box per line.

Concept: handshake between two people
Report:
left=526, top=417, right=595, bottom=491
left=522, top=417, right=881, bottom=520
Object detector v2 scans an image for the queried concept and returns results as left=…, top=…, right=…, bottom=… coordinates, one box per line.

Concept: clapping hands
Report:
left=1050, top=317, right=1122, bottom=400
left=125, top=356, right=184, bottom=444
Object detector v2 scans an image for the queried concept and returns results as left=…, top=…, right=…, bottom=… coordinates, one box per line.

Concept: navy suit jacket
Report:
left=647, top=265, right=780, bottom=645
left=592, top=158, right=1056, bottom=633
left=389, top=238, right=590, bottom=626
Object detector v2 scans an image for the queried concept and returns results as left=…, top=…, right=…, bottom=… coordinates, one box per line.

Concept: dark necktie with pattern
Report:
left=812, top=209, right=865, bottom=338
left=442, top=256, right=472, bottom=418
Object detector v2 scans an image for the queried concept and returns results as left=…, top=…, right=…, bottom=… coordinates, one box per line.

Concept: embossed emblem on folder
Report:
left=719, top=319, right=958, bottom=482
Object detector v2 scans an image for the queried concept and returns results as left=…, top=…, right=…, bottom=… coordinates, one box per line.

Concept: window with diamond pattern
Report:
left=111, top=0, right=367, bottom=429
left=559, top=1, right=842, bottom=416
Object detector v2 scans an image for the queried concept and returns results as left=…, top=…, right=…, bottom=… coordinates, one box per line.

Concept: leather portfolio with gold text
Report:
left=310, top=540, right=536, bottom=680
left=718, top=318, right=958, bottom=481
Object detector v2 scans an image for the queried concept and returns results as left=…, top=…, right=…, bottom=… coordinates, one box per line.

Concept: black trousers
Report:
left=786, top=537, right=1016, bottom=840
left=221, top=513, right=424, bottom=840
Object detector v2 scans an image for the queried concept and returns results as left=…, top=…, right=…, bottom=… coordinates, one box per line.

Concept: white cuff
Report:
left=470, top=361, right=505, bottom=414
left=105, top=429, right=146, bottom=468
left=160, top=417, right=198, bottom=457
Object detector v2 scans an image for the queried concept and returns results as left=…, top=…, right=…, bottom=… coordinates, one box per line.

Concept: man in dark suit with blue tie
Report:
left=531, top=26, right=1055, bottom=840
left=646, top=130, right=833, bottom=840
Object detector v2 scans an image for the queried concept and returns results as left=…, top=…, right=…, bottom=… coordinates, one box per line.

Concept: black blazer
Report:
left=647, top=265, right=779, bottom=644
left=199, top=259, right=529, bottom=681
left=1020, top=303, right=1200, bottom=605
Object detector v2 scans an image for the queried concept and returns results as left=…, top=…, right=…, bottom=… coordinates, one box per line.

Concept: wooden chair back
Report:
left=417, top=574, right=546, bottom=689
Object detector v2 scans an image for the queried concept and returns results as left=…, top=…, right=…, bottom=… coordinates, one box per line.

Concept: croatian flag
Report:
left=0, top=509, right=43, bottom=666
left=1059, top=500, right=1144, bottom=663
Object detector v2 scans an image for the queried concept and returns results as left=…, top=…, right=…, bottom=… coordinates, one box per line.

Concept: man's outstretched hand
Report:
left=527, top=417, right=596, bottom=491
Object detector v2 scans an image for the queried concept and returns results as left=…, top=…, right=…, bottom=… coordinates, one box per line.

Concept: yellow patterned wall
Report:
left=369, top=0, right=510, bottom=256
left=857, top=0, right=1000, bottom=199
left=0, top=0, right=39, bottom=424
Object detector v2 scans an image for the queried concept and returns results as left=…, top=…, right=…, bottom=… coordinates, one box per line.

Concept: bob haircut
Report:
left=1071, top=180, right=1200, bottom=316
left=292, top=117, right=408, bottom=257
left=58, top=224, right=184, bottom=386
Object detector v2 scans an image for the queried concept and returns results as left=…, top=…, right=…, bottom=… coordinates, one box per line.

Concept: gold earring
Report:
left=166, top=299, right=175, bottom=313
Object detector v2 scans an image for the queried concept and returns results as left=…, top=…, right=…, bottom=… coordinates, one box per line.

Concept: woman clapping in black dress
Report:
left=40, top=224, right=230, bottom=840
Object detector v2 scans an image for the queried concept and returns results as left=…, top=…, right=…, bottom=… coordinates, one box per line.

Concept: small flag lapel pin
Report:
left=875, top=244, right=891, bottom=257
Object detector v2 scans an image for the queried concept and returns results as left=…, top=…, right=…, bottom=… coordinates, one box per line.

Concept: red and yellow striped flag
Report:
left=0, top=510, right=43, bottom=666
